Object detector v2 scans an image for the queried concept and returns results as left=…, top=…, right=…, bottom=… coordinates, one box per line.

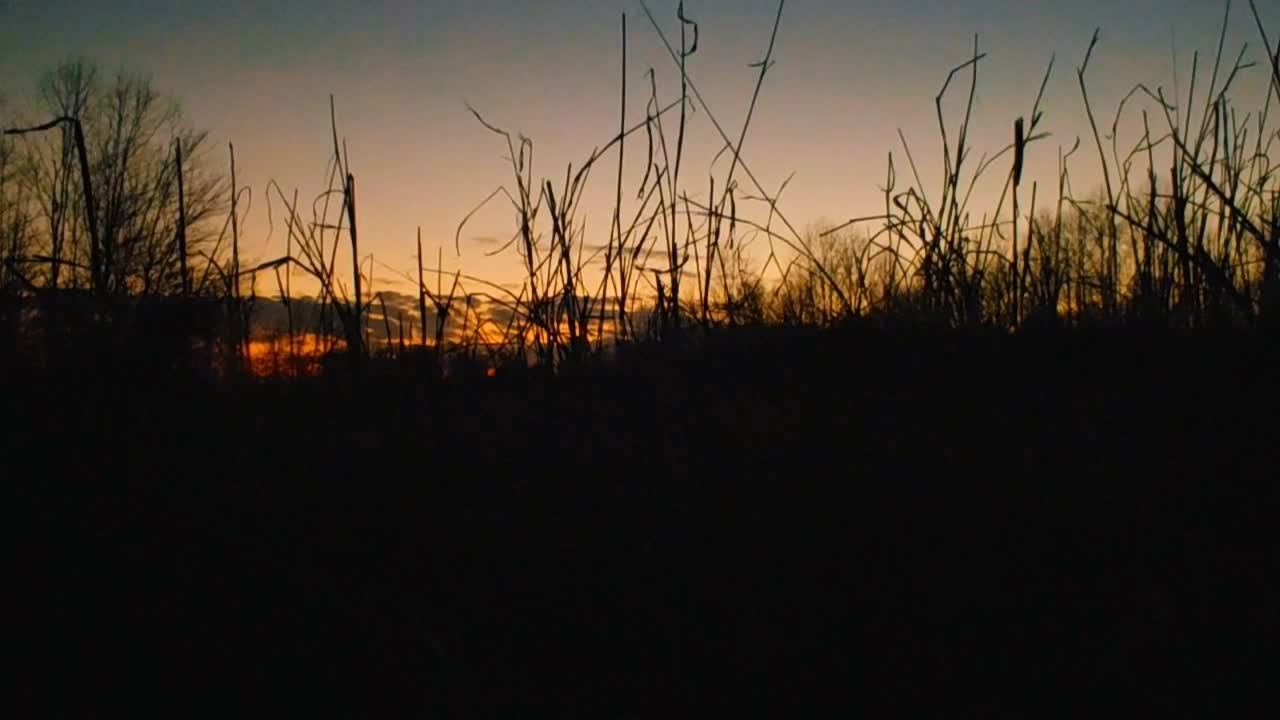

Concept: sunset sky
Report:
left=1, top=1, right=1272, bottom=294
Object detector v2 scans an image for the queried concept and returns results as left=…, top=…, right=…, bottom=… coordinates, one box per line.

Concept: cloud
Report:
left=485, top=304, right=516, bottom=328
left=370, top=290, right=418, bottom=313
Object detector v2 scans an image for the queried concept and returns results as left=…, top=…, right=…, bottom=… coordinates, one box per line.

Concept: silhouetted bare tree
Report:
left=6, top=57, right=224, bottom=295
left=1, top=94, right=35, bottom=291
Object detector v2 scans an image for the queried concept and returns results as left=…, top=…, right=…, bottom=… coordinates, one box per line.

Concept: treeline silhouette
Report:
left=7, top=1, right=1280, bottom=715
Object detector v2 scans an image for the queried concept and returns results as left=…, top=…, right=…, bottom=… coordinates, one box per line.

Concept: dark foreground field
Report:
left=10, top=327, right=1279, bottom=716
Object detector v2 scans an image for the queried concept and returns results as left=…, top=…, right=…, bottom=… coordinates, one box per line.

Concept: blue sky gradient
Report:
left=1, top=1, right=1273, bottom=287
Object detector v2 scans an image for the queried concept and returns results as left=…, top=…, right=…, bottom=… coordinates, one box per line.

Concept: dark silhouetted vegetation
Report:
left=7, top=1, right=1280, bottom=715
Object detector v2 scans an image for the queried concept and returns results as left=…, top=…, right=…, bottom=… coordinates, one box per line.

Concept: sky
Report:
left=1, top=0, right=1274, bottom=294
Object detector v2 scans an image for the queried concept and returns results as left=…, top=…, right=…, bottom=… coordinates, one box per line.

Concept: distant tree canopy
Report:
left=1, top=57, right=225, bottom=296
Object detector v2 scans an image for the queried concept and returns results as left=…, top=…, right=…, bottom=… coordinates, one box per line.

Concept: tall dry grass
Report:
left=2, top=1, right=1278, bottom=379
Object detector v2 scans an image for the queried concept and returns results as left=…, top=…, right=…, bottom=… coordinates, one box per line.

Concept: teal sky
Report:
left=1, top=1, right=1273, bottom=291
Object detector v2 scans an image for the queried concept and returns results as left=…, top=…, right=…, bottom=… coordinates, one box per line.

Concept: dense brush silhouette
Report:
left=6, top=0, right=1280, bottom=715
left=11, top=327, right=1279, bottom=715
